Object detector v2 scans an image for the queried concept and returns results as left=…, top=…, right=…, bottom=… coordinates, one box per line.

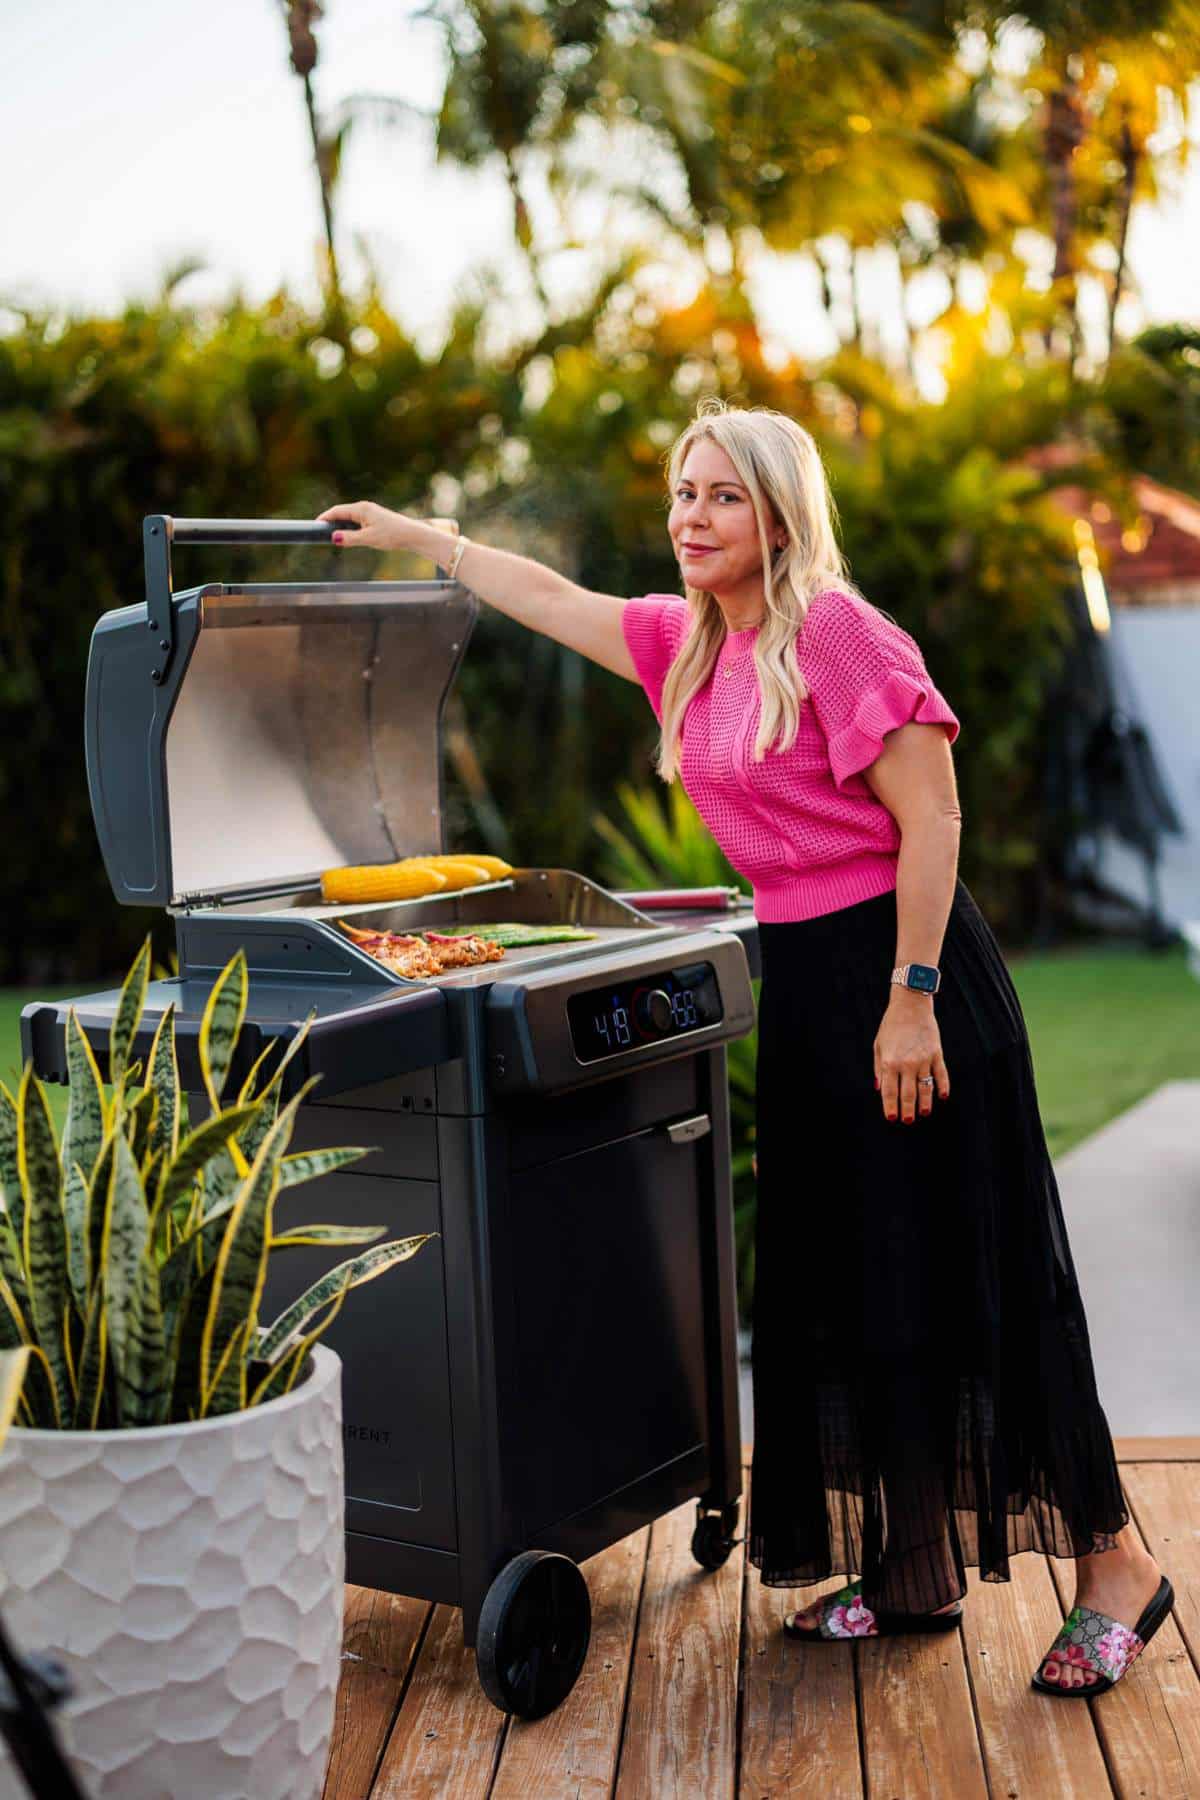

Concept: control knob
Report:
left=635, top=987, right=674, bottom=1035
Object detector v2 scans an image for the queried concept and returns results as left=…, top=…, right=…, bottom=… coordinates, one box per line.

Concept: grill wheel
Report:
left=690, top=1501, right=741, bottom=1570
left=475, top=1550, right=592, bottom=1719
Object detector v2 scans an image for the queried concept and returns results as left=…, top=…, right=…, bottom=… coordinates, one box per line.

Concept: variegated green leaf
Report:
left=236, top=1036, right=280, bottom=1108
left=0, top=1279, right=57, bottom=1428
left=140, top=1144, right=165, bottom=1210
left=0, top=1347, right=31, bottom=1451
left=0, top=1274, right=29, bottom=1350
left=201, top=1319, right=250, bottom=1419
left=198, top=950, right=248, bottom=1112
left=18, top=1066, right=66, bottom=1426
left=0, top=1209, right=25, bottom=1300
left=62, top=1297, right=78, bottom=1400
left=238, top=1063, right=320, bottom=1169
left=153, top=1105, right=258, bottom=1226
left=271, top=1224, right=386, bottom=1250
left=257, top=1235, right=434, bottom=1362
left=63, top=1161, right=89, bottom=1317
left=201, top=1142, right=243, bottom=1212
left=62, top=1009, right=108, bottom=1183
left=109, top=936, right=152, bottom=1091
left=126, top=1087, right=157, bottom=1169
left=250, top=1291, right=346, bottom=1408
left=249, top=1335, right=311, bottom=1408
left=20, top=1344, right=61, bottom=1428
left=118, top=1255, right=168, bottom=1428
left=101, top=1135, right=150, bottom=1403
left=86, top=1134, right=116, bottom=1303
left=73, top=1286, right=108, bottom=1430
left=198, top=1097, right=302, bottom=1404
left=147, top=1004, right=180, bottom=1160
left=237, top=1020, right=317, bottom=1163
left=275, top=1146, right=371, bottom=1189
left=0, top=1081, right=23, bottom=1244
left=166, top=1261, right=217, bottom=1411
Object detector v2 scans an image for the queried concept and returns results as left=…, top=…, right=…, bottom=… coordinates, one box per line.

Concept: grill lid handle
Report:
left=142, top=514, right=460, bottom=683
left=168, top=518, right=360, bottom=545
left=143, top=515, right=367, bottom=685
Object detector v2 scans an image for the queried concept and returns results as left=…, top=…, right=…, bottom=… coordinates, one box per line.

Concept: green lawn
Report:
left=3, top=944, right=1198, bottom=1160
left=1007, top=941, right=1200, bottom=1159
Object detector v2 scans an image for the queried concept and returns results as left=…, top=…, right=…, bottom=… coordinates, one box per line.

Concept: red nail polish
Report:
left=887, top=1112, right=896, bottom=1121
left=333, top=531, right=343, bottom=544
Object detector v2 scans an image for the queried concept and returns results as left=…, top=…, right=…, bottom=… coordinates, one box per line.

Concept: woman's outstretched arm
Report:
left=316, top=500, right=638, bottom=682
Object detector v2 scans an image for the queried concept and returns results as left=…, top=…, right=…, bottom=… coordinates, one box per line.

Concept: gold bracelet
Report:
left=445, top=534, right=470, bottom=582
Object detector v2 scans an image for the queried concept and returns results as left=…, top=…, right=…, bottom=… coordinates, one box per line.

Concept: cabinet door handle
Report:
left=664, top=1113, right=711, bottom=1145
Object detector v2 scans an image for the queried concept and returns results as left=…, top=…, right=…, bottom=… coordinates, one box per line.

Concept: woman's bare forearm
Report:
left=317, top=500, right=636, bottom=674
left=401, top=519, right=575, bottom=635
left=892, top=812, right=961, bottom=978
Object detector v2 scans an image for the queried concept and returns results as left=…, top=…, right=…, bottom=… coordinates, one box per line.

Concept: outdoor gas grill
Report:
left=23, top=517, right=757, bottom=1720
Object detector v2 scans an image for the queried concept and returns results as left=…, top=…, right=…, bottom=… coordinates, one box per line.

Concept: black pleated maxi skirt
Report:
left=747, top=877, right=1128, bottom=1613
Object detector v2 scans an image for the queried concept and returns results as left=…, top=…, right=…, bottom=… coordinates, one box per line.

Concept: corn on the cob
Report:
left=396, top=853, right=513, bottom=879
left=320, top=862, right=449, bottom=904
left=428, top=860, right=497, bottom=890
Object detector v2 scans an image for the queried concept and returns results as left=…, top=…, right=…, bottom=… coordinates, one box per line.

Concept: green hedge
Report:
left=0, top=287, right=1155, bottom=981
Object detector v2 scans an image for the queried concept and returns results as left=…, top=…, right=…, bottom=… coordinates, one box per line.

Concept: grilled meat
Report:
left=336, top=919, right=507, bottom=978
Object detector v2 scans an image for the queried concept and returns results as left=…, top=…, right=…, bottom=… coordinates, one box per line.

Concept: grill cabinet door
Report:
left=506, top=1120, right=711, bottom=1540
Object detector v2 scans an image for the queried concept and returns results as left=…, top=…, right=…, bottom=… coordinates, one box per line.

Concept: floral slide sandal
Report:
left=1030, top=1574, right=1175, bottom=1697
left=783, top=1576, right=964, bottom=1641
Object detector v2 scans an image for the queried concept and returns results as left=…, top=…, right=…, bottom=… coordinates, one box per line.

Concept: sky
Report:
left=4, top=0, right=1199, bottom=368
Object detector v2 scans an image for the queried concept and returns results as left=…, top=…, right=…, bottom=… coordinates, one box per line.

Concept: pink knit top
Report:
left=620, top=586, right=960, bottom=923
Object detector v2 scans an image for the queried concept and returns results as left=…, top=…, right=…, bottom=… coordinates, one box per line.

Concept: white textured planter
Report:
left=0, top=1344, right=343, bottom=1800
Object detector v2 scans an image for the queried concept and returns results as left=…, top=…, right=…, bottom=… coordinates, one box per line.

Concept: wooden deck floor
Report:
left=324, top=1441, right=1200, bottom=1798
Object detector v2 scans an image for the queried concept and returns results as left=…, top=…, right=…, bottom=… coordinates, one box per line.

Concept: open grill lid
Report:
left=85, top=516, right=477, bottom=908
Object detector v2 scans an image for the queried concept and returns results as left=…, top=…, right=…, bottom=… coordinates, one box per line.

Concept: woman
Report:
left=318, top=398, right=1173, bottom=1698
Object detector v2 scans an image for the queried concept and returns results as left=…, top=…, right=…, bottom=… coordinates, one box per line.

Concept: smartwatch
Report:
left=891, top=962, right=941, bottom=995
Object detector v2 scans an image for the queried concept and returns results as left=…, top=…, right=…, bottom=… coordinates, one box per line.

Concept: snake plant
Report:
left=0, top=942, right=429, bottom=1430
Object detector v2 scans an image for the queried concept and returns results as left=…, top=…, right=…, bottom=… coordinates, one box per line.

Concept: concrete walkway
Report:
left=1055, top=1078, right=1199, bottom=1437
left=739, top=1079, right=1200, bottom=1442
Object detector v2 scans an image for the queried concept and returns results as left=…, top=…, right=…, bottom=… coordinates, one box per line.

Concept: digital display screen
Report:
left=566, top=961, right=723, bottom=1064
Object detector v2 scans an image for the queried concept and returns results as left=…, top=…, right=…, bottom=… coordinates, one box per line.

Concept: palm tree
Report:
left=416, top=0, right=613, bottom=313
left=281, top=0, right=344, bottom=309
left=966, top=0, right=1177, bottom=363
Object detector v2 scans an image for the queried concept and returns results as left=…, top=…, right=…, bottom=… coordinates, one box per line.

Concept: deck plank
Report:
left=1114, top=1439, right=1200, bottom=1463
left=369, top=1603, right=507, bottom=1799
left=857, top=1610, right=988, bottom=1798
left=737, top=1462, right=862, bottom=1799
left=959, top=1555, right=1112, bottom=1797
left=1122, top=1462, right=1200, bottom=1677
left=614, top=1496, right=743, bottom=1800
left=1045, top=1482, right=1200, bottom=1800
left=490, top=1527, right=650, bottom=1799
left=323, top=1450, right=1200, bottom=1798
left=323, top=1586, right=431, bottom=1800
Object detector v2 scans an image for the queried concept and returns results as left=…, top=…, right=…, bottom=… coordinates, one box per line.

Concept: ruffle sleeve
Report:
left=800, top=588, right=960, bottom=791
left=621, top=595, right=692, bottom=723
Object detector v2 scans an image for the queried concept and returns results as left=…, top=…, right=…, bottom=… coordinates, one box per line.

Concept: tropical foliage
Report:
left=5, top=3, right=1200, bottom=985
left=0, top=942, right=429, bottom=1429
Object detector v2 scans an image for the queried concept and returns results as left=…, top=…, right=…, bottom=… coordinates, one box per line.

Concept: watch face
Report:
left=908, top=963, right=939, bottom=992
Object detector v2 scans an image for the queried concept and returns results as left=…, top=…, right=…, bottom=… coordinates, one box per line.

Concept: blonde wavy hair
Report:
left=655, top=398, right=861, bottom=783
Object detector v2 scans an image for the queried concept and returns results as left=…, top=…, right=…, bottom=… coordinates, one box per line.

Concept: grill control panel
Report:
left=486, top=931, right=754, bottom=1096
left=565, top=961, right=723, bottom=1064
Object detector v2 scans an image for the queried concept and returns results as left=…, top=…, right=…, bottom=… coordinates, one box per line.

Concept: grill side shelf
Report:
left=21, top=979, right=453, bottom=1102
